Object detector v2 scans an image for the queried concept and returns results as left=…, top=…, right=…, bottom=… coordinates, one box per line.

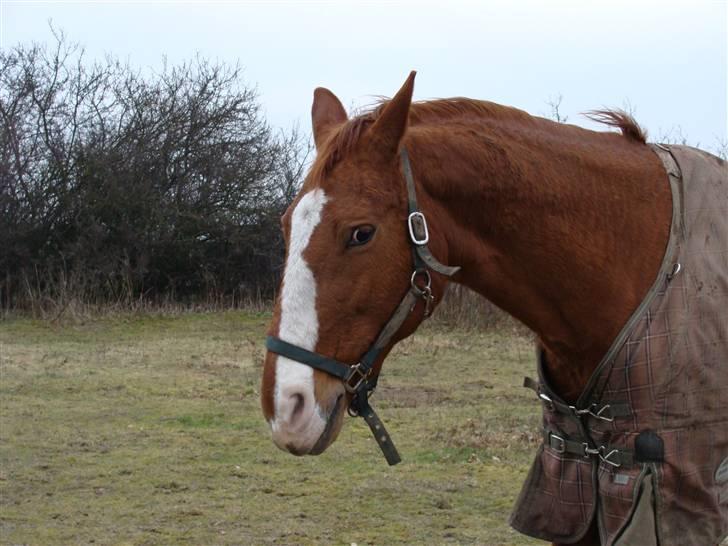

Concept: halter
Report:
left=266, top=148, right=460, bottom=465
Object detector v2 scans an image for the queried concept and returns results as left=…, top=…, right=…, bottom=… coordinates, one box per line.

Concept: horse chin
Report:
left=308, top=394, right=346, bottom=455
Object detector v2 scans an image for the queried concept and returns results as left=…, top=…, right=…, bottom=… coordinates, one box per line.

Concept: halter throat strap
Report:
left=266, top=147, right=460, bottom=465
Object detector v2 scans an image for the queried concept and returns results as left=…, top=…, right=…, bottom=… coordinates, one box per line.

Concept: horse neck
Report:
left=407, top=118, right=671, bottom=402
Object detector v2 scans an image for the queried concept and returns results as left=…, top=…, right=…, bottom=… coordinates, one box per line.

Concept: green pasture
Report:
left=0, top=312, right=543, bottom=545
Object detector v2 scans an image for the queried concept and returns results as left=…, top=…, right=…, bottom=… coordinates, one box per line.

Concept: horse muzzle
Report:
left=270, top=391, right=345, bottom=456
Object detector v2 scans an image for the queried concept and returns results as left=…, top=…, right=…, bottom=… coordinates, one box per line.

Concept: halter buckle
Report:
left=344, top=362, right=372, bottom=394
left=408, top=212, right=429, bottom=245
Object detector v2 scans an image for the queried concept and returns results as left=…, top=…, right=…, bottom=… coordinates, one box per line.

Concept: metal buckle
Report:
left=549, top=433, right=566, bottom=454
left=408, top=212, right=429, bottom=245
left=344, top=363, right=371, bottom=394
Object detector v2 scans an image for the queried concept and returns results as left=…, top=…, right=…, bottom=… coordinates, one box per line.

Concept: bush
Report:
left=0, top=31, right=306, bottom=314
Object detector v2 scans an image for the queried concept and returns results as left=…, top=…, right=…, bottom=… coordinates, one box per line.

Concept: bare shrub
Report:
left=1, top=30, right=306, bottom=315
left=433, top=284, right=514, bottom=330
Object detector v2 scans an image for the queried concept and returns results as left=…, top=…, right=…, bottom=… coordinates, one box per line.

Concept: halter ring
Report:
left=410, top=269, right=432, bottom=293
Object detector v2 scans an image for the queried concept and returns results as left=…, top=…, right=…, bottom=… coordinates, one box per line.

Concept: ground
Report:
left=0, top=312, right=544, bottom=545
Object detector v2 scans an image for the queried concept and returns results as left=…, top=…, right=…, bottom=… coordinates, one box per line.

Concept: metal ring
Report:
left=410, top=269, right=432, bottom=292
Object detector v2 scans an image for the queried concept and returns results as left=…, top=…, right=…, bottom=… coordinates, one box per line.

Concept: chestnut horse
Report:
left=260, top=72, right=672, bottom=546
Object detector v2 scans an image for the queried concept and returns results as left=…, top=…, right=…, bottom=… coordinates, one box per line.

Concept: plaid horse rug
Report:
left=510, top=145, right=728, bottom=546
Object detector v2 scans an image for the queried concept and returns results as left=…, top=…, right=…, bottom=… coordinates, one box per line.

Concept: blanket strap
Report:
left=524, top=376, right=631, bottom=422
left=543, top=429, right=634, bottom=468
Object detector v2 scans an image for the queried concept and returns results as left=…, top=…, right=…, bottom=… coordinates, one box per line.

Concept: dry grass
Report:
left=3, top=277, right=514, bottom=334
left=433, top=285, right=517, bottom=331
left=0, top=311, right=543, bottom=545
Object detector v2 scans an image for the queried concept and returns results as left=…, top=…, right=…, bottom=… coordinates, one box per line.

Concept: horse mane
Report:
left=316, top=98, right=647, bottom=177
left=407, top=98, right=533, bottom=125
left=583, top=109, right=647, bottom=143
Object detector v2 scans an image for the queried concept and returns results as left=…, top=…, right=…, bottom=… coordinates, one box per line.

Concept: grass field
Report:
left=0, top=312, right=544, bottom=545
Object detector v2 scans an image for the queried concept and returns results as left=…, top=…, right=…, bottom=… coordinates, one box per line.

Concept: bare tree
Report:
left=545, top=93, right=568, bottom=123
left=1, top=32, right=306, bottom=312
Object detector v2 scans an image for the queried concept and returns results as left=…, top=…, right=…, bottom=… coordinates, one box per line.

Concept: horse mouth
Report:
left=308, top=394, right=344, bottom=455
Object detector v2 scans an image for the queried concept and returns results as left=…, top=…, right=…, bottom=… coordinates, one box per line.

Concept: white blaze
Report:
left=271, top=189, right=329, bottom=440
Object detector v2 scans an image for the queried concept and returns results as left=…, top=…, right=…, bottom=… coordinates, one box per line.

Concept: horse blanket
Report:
left=510, top=144, right=728, bottom=546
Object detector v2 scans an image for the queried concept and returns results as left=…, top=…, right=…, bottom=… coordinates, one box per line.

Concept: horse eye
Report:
left=349, top=225, right=376, bottom=247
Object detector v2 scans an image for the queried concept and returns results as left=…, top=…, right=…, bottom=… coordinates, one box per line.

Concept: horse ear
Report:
left=369, top=71, right=416, bottom=156
left=311, top=88, right=347, bottom=149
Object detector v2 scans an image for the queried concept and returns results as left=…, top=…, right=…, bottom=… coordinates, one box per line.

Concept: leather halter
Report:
left=266, top=148, right=460, bottom=465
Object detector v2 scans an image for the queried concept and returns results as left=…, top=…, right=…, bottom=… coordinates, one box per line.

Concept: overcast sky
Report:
left=2, top=1, right=726, bottom=151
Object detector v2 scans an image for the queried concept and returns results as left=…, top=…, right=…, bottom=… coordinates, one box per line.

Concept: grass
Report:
left=0, top=311, right=544, bottom=545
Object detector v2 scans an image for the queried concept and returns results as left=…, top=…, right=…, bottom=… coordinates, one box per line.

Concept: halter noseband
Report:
left=266, top=148, right=460, bottom=465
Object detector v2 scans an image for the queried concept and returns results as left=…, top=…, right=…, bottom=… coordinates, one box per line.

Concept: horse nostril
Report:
left=278, top=389, right=312, bottom=430
left=290, top=393, right=305, bottom=422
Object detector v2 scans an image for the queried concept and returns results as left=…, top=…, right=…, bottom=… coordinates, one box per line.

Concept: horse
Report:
left=260, top=72, right=728, bottom=546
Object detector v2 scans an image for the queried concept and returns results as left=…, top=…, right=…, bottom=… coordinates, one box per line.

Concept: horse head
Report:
left=260, top=72, right=451, bottom=457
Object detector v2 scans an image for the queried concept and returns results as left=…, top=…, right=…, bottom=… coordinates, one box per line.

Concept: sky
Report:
left=2, top=0, right=727, bottom=151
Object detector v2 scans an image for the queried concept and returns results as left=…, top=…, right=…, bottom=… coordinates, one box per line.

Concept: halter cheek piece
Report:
left=266, top=148, right=461, bottom=465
